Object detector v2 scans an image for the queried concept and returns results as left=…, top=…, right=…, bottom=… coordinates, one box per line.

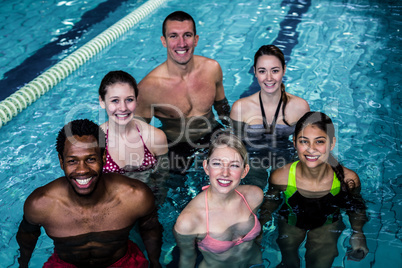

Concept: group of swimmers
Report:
left=16, top=10, right=368, bottom=268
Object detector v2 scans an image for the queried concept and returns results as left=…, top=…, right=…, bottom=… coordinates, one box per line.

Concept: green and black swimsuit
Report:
left=278, top=161, right=348, bottom=230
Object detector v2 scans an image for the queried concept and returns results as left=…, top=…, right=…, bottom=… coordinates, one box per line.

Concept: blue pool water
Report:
left=0, top=0, right=401, bottom=267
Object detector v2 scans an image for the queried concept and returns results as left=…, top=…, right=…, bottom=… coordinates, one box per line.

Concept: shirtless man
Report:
left=136, top=11, right=230, bottom=170
left=16, top=119, right=162, bottom=268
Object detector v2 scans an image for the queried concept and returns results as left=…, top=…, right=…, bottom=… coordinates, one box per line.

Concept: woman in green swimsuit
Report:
left=263, top=111, right=368, bottom=268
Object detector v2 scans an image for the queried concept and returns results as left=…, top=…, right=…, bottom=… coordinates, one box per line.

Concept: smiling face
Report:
left=59, top=135, right=105, bottom=196
left=161, top=20, right=199, bottom=65
left=99, top=82, right=136, bottom=125
left=254, top=55, right=286, bottom=94
left=294, top=124, right=336, bottom=168
left=203, top=146, right=249, bottom=194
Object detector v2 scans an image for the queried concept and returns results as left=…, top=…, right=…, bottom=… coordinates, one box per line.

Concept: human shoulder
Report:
left=174, top=192, right=205, bottom=235
left=138, top=63, right=167, bottom=92
left=24, top=178, right=67, bottom=224
left=285, top=93, right=310, bottom=124
left=194, top=56, right=222, bottom=78
left=105, top=172, right=152, bottom=195
left=174, top=209, right=202, bottom=236
left=342, top=166, right=361, bottom=189
left=134, top=119, right=168, bottom=155
left=105, top=173, right=155, bottom=213
left=195, top=55, right=220, bottom=68
left=269, top=163, right=292, bottom=186
left=230, top=93, right=259, bottom=122
left=236, top=185, right=264, bottom=210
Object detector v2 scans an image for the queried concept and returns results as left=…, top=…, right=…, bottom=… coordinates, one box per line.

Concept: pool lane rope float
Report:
left=0, top=0, right=167, bottom=129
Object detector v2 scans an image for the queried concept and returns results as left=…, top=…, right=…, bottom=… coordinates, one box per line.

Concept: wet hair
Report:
left=56, top=119, right=106, bottom=160
left=162, top=11, right=196, bottom=38
left=207, top=132, right=249, bottom=167
left=294, top=112, right=346, bottom=187
left=254, top=45, right=290, bottom=126
left=98, top=70, right=138, bottom=101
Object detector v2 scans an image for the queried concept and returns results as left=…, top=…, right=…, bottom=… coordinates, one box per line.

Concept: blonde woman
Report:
left=174, top=133, right=264, bottom=268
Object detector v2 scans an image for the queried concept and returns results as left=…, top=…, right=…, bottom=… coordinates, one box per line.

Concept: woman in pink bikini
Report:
left=98, top=71, right=168, bottom=202
left=174, top=133, right=264, bottom=268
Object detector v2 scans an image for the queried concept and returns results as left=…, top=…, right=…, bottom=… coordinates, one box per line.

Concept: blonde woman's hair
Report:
left=207, top=132, right=249, bottom=166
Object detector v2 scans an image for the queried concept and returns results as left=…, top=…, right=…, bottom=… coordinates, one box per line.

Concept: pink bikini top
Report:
left=103, top=125, right=157, bottom=173
left=197, top=185, right=261, bottom=254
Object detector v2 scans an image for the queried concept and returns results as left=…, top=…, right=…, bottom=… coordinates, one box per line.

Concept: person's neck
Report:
left=208, top=186, right=239, bottom=207
left=260, top=89, right=282, bottom=105
left=108, top=120, right=134, bottom=139
left=300, top=162, right=332, bottom=183
left=166, top=57, right=195, bottom=78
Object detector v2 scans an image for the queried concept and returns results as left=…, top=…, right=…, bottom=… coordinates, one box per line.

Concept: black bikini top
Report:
left=259, top=91, right=283, bottom=134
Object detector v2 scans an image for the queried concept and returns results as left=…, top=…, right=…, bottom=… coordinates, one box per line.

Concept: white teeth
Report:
left=306, top=155, right=319, bottom=160
left=265, top=83, right=274, bottom=87
left=218, top=179, right=230, bottom=184
left=176, top=50, right=186, bottom=54
left=76, top=177, right=92, bottom=185
left=116, top=114, right=128, bottom=118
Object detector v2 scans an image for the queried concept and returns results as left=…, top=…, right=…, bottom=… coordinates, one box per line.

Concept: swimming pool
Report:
left=0, top=0, right=401, bottom=267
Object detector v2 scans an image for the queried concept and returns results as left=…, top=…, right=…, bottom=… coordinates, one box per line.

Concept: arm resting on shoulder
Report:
left=16, top=215, right=41, bottom=268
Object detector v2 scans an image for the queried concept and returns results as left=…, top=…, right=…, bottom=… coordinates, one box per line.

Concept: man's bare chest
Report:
left=45, top=201, right=133, bottom=237
left=156, top=82, right=216, bottom=117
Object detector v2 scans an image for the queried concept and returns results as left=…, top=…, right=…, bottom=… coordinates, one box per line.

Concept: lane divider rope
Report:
left=0, top=0, right=167, bottom=128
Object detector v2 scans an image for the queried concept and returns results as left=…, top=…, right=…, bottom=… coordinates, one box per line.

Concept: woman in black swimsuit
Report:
left=230, top=45, right=310, bottom=189
left=263, top=112, right=368, bottom=267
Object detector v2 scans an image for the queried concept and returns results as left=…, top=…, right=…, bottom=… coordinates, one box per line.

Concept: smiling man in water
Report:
left=16, top=119, right=162, bottom=268
left=136, top=11, right=230, bottom=172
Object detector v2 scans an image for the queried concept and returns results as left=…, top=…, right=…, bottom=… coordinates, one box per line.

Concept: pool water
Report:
left=0, top=0, right=401, bottom=267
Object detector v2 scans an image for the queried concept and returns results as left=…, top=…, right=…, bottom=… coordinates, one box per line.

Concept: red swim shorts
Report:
left=43, top=240, right=149, bottom=268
